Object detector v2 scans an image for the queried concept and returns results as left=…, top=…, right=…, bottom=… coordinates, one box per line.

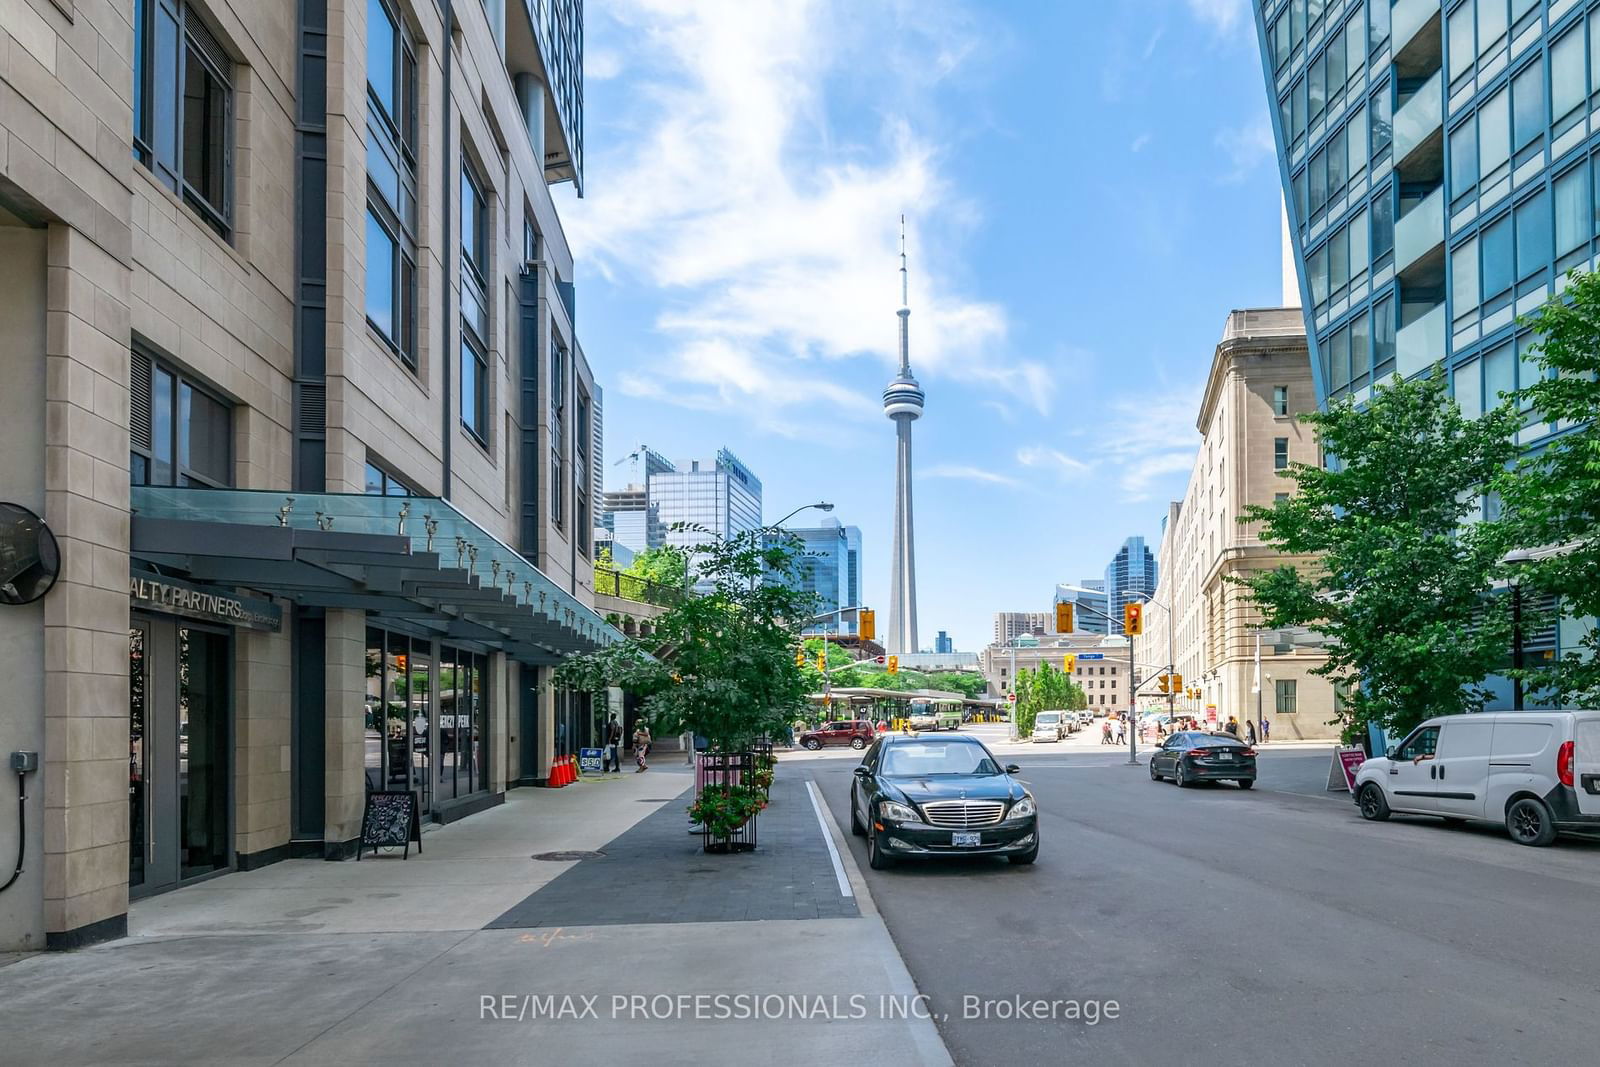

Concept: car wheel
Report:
left=1176, top=763, right=1191, bottom=788
left=803, top=738, right=822, bottom=751
left=850, top=797, right=865, bottom=837
left=1237, top=779, right=1255, bottom=790
left=850, top=737, right=867, bottom=750
left=1149, top=758, right=1162, bottom=782
left=1506, top=797, right=1558, bottom=846
left=1358, top=782, right=1390, bottom=821
left=867, top=825, right=894, bottom=870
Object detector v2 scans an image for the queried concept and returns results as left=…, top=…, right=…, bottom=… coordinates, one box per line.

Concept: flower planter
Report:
left=692, top=751, right=762, bottom=853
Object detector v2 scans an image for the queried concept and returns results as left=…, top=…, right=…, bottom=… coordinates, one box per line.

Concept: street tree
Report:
left=623, top=544, right=690, bottom=588
left=1501, top=271, right=1600, bottom=702
left=554, top=529, right=815, bottom=751
left=1238, top=368, right=1521, bottom=740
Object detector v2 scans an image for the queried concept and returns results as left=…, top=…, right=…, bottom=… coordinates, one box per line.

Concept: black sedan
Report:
left=1149, top=731, right=1257, bottom=788
left=848, top=734, right=1038, bottom=869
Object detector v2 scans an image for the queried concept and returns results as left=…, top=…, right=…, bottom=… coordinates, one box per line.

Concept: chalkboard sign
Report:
left=357, top=790, right=422, bottom=860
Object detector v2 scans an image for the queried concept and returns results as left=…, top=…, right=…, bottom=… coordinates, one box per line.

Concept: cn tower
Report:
left=883, top=217, right=924, bottom=655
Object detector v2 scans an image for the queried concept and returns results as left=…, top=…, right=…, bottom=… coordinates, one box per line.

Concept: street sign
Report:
left=1078, top=653, right=1105, bottom=660
left=875, top=655, right=886, bottom=665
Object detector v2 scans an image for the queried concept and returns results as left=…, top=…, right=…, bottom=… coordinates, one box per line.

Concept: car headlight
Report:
left=879, top=800, right=920, bottom=823
left=1007, top=796, right=1036, bottom=820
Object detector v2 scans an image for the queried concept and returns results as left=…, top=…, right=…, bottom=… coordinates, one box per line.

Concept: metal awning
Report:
left=130, top=487, right=623, bottom=664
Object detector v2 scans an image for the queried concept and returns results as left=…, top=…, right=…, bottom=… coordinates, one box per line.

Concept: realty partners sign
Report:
left=130, top=574, right=282, bottom=632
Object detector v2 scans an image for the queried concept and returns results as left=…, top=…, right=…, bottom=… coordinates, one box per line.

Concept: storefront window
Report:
left=366, top=626, right=433, bottom=808
left=177, top=627, right=230, bottom=879
left=439, top=645, right=488, bottom=799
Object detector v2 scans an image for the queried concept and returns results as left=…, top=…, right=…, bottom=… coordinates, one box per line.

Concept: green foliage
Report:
left=687, top=784, right=767, bottom=837
left=1011, top=661, right=1085, bottom=737
left=1237, top=368, right=1521, bottom=739
left=925, top=672, right=988, bottom=699
left=554, top=528, right=816, bottom=751
left=624, top=544, right=691, bottom=587
left=1502, top=271, right=1600, bottom=702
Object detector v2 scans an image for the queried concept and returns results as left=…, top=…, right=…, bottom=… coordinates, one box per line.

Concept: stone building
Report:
left=0, top=0, right=611, bottom=951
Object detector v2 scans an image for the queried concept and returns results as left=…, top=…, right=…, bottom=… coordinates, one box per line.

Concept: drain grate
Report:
left=532, top=850, right=605, bottom=861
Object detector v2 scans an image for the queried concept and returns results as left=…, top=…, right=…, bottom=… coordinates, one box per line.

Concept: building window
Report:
left=1274, top=438, right=1290, bottom=470
left=363, top=461, right=414, bottom=497
left=1276, top=492, right=1291, bottom=505
left=1275, top=679, right=1298, bottom=715
left=460, top=163, right=490, bottom=442
left=133, top=0, right=233, bottom=238
left=130, top=349, right=232, bottom=487
left=550, top=339, right=566, bottom=528
left=366, top=0, right=418, bottom=366
left=438, top=645, right=489, bottom=799
left=1273, top=385, right=1289, bottom=416
left=576, top=390, right=591, bottom=557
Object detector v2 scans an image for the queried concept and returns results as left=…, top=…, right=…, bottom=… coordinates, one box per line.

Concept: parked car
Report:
left=849, top=734, right=1038, bottom=868
left=1353, top=711, right=1600, bottom=846
left=798, top=719, right=876, bottom=750
left=1031, top=711, right=1067, bottom=742
left=1148, top=731, right=1257, bottom=788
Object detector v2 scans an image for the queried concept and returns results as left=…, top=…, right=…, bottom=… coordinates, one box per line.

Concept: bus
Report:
left=909, top=699, right=963, bottom=731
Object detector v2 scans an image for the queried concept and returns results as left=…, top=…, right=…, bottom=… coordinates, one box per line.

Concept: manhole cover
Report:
left=532, top=850, right=605, bottom=861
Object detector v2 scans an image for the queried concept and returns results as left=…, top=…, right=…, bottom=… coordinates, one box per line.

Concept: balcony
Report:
left=1395, top=185, right=1445, bottom=274
left=1392, top=0, right=1440, bottom=56
left=1393, top=70, right=1442, bottom=167
left=1396, top=302, right=1447, bottom=379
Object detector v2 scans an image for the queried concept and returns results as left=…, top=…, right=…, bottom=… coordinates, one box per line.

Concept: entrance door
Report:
left=130, top=619, right=233, bottom=894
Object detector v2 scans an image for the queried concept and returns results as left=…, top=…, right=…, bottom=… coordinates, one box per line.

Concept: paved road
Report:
left=803, top=744, right=1600, bottom=1066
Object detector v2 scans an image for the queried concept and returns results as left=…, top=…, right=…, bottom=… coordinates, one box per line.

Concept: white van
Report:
left=1031, top=711, right=1066, bottom=742
left=1352, top=710, right=1600, bottom=846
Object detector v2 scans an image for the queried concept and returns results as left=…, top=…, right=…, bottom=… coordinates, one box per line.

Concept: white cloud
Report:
left=1130, top=132, right=1153, bottom=153
left=924, top=464, right=1022, bottom=488
left=1214, top=116, right=1277, bottom=183
left=1183, top=0, right=1248, bottom=33
left=1017, top=446, right=1091, bottom=480
left=1093, top=383, right=1204, bottom=501
left=566, top=0, right=1047, bottom=430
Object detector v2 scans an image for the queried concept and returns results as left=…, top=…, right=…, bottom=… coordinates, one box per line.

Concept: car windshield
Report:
left=1037, top=713, right=1059, bottom=723
left=881, top=741, right=1000, bottom=777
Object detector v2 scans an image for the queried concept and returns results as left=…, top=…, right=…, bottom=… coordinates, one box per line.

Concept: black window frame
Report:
left=133, top=0, right=234, bottom=240
left=550, top=338, right=566, bottom=529
left=365, top=0, right=419, bottom=368
left=1274, top=437, right=1290, bottom=470
left=130, top=346, right=234, bottom=489
left=460, top=161, right=491, bottom=444
left=363, top=460, right=415, bottom=497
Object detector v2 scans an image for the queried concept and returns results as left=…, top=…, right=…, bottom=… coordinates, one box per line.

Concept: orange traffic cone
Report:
left=550, top=757, right=566, bottom=787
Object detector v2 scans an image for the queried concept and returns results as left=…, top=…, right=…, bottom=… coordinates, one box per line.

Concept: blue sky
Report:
left=556, top=0, right=1285, bottom=652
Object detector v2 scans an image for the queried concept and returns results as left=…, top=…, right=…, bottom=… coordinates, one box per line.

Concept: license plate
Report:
left=952, top=832, right=981, bottom=847
left=1218, top=753, right=1234, bottom=760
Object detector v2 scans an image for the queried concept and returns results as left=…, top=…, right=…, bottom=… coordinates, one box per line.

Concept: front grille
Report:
left=920, top=800, right=1006, bottom=828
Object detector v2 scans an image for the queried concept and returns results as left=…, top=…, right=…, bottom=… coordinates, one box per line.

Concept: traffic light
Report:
left=887, top=655, right=899, bottom=675
left=1124, top=601, right=1143, bottom=636
left=859, top=608, right=876, bottom=642
left=1055, top=601, right=1074, bottom=634
left=816, top=651, right=827, bottom=671
left=1157, top=674, right=1170, bottom=693
left=795, top=648, right=807, bottom=668
left=1172, top=673, right=1183, bottom=693
left=1063, top=654, right=1076, bottom=673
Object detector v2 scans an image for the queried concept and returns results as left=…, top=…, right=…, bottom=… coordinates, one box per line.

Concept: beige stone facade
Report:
left=981, top=634, right=1137, bottom=713
left=0, top=0, right=605, bottom=951
left=1137, top=309, right=1339, bottom=740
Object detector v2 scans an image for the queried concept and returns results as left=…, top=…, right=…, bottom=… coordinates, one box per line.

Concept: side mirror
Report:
left=852, top=765, right=871, bottom=778
left=1005, top=764, right=1021, bottom=774
left=1385, top=747, right=1397, bottom=761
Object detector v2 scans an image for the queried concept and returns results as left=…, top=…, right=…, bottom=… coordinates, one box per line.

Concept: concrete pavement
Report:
left=0, top=765, right=951, bottom=1066
left=809, top=744, right=1600, bottom=1067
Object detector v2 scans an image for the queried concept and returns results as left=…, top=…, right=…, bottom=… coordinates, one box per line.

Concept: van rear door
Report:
left=1433, top=719, right=1493, bottom=819
left=1577, top=715, right=1600, bottom=817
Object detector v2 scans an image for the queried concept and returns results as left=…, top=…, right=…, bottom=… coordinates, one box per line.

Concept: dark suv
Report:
left=799, top=720, right=876, bottom=750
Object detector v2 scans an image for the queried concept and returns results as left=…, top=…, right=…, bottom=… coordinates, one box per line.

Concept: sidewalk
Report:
left=0, top=765, right=950, bottom=1066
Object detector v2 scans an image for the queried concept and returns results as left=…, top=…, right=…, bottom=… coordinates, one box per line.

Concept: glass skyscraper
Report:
left=1105, top=538, right=1158, bottom=634
left=1253, top=0, right=1594, bottom=449
left=1053, top=581, right=1110, bottom=636
left=1253, top=0, right=1573, bottom=703
left=782, top=519, right=864, bottom=634
left=651, top=448, right=763, bottom=588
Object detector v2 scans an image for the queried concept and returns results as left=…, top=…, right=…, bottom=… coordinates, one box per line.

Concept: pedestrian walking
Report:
left=1101, top=720, right=1113, bottom=745
left=633, top=723, right=652, bottom=772
left=1225, top=717, right=1239, bottom=737
left=1262, top=718, right=1271, bottom=743
left=603, top=714, right=623, bottom=773
left=1245, top=720, right=1257, bottom=746
left=1114, top=719, right=1125, bottom=745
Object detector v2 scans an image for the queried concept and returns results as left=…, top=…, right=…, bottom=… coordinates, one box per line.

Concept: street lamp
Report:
left=1501, top=547, right=1535, bottom=711
left=768, top=501, right=834, bottom=530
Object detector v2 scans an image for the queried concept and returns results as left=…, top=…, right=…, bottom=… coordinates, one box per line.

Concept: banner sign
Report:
left=130, top=573, right=282, bottom=631
left=579, top=747, right=604, bottom=773
left=1328, top=747, right=1367, bottom=793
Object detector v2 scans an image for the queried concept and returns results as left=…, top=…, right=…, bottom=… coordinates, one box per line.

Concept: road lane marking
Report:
left=805, top=779, right=854, bottom=899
